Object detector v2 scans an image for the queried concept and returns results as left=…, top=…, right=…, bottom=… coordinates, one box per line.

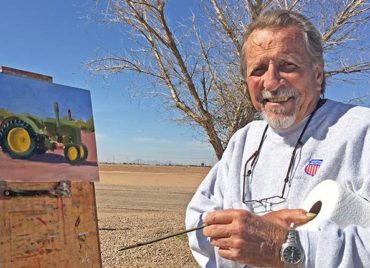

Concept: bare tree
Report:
left=87, top=0, right=369, bottom=160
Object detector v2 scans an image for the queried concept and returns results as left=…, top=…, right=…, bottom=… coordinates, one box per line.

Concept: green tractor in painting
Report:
left=0, top=102, right=88, bottom=165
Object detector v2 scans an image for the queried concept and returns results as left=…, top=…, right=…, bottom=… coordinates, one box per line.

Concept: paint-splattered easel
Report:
left=0, top=67, right=101, bottom=267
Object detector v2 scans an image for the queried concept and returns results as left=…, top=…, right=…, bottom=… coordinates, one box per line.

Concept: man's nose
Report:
left=262, top=63, right=283, bottom=91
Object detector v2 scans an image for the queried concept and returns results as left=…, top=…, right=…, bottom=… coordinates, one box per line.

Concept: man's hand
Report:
left=262, top=208, right=316, bottom=228
left=203, top=209, right=314, bottom=267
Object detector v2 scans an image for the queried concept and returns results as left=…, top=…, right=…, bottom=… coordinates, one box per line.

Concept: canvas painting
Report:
left=0, top=72, right=99, bottom=181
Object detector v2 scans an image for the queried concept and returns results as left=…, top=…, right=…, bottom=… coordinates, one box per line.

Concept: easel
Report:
left=0, top=67, right=101, bottom=267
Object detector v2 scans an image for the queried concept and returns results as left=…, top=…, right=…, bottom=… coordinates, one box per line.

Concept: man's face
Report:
left=244, top=26, right=323, bottom=129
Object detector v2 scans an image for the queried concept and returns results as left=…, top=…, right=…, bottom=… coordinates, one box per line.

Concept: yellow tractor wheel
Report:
left=0, top=119, right=36, bottom=159
left=64, top=144, right=80, bottom=165
left=79, top=144, right=88, bottom=161
left=7, top=127, right=32, bottom=153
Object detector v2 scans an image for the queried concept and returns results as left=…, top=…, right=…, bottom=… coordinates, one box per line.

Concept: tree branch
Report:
left=209, top=0, right=242, bottom=52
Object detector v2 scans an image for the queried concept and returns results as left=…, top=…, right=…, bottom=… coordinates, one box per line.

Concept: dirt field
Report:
left=96, top=164, right=211, bottom=268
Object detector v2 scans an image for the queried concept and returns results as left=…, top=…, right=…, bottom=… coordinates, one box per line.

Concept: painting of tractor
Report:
left=0, top=102, right=88, bottom=165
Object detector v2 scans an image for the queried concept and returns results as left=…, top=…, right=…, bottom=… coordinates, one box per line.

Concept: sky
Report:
left=0, top=1, right=368, bottom=165
left=0, top=73, right=93, bottom=121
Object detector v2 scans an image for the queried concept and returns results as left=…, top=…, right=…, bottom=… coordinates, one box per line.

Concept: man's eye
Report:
left=251, top=67, right=266, bottom=76
left=280, top=62, right=298, bottom=72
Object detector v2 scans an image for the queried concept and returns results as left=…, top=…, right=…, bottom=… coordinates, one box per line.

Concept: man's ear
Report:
left=244, top=80, right=249, bottom=93
left=315, top=63, right=324, bottom=91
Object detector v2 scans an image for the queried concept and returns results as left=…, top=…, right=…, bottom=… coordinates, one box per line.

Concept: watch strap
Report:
left=280, top=228, right=304, bottom=267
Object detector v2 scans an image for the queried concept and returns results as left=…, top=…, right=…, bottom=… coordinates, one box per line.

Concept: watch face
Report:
left=283, top=246, right=302, bottom=264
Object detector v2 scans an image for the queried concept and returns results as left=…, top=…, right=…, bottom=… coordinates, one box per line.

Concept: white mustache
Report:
left=259, top=88, right=299, bottom=102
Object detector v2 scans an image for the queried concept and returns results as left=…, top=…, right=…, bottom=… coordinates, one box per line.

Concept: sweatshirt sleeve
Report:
left=185, top=125, right=256, bottom=267
left=185, top=160, right=227, bottom=267
left=185, top=128, right=243, bottom=267
left=300, top=221, right=370, bottom=267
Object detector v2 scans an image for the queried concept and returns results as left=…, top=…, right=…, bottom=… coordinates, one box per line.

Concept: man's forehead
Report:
left=247, top=26, right=304, bottom=49
left=245, top=26, right=306, bottom=63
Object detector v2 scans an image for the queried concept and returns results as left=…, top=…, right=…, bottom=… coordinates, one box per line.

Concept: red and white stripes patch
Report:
left=304, top=159, right=323, bottom=176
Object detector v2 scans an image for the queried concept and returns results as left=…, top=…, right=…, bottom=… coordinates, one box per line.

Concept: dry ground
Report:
left=96, top=164, right=211, bottom=267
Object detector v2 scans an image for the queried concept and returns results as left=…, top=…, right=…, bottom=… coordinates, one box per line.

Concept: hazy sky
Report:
left=0, top=1, right=368, bottom=165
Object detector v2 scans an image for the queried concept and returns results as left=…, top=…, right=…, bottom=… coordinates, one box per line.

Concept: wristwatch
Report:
left=280, top=226, right=305, bottom=267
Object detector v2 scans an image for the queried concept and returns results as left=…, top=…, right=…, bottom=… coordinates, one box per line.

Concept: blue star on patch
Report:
left=304, top=159, right=323, bottom=176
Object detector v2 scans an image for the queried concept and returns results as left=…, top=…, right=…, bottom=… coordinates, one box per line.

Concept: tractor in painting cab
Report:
left=0, top=102, right=88, bottom=165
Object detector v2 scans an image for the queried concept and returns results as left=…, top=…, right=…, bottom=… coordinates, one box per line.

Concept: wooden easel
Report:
left=0, top=67, right=101, bottom=267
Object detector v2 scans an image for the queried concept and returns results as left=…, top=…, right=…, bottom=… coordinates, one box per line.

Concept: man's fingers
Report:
left=204, top=224, right=232, bottom=238
left=204, top=209, right=252, bottom=238
left=204, top=212, right=232, bottom=225
left=211, top=238, right=247, bottom=261
left=202, top=208, right=288, bottom=266
left=281, top=209, right=317, bottom=224
left=210, top=237, right=248, bottom=250
left=306, top=212, right=317, bottom=220
left=218, top=247, right=242, bottom=261
left=210, top=237, right=231, bottom=248
left=204, top=209, right=248, bottom=225
left=293, top=212, right=317, bottom=227
left=262, top=209, right=317, bottom=228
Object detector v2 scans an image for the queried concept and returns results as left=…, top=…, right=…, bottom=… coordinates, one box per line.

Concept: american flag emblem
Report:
left=304, top=159, right=323, bottom=176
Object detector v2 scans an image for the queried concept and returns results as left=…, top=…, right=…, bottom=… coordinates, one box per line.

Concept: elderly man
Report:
left=186, top=9, right=370, bottom=268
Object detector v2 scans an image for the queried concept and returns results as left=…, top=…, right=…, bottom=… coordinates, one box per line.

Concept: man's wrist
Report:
left=274, top=228, right=288, bottom=268
left=280, top=226, right=305, bottom=267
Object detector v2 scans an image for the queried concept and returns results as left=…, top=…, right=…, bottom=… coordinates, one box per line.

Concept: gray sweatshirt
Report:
left=186, top=99, right=370, bottom=267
